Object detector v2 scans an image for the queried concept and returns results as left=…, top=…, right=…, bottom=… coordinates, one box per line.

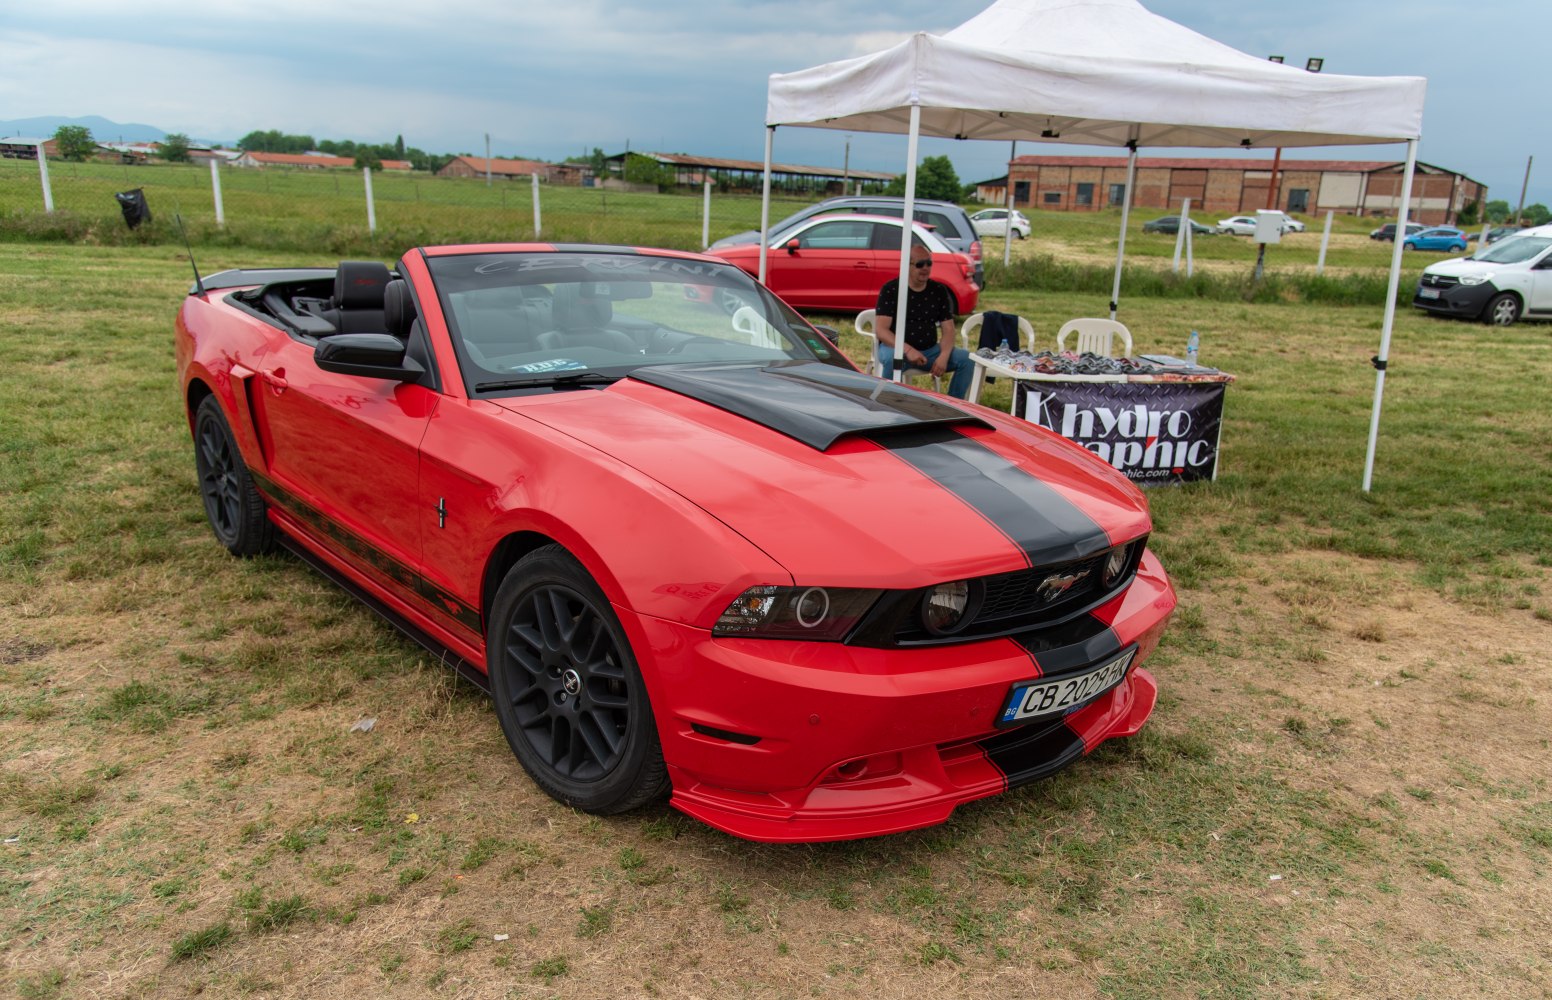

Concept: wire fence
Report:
left=0, top=157, right=838, bottom=253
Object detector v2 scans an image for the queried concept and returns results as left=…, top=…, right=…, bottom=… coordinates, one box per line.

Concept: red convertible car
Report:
left=177, top=243, right=1174, bottom=842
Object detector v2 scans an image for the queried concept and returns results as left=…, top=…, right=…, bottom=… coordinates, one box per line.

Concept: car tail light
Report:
left=969, top=239, right=982, bottom=261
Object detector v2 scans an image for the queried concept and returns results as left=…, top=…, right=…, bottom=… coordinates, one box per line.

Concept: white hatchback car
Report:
left=970, top=208, right=1032, bottom=239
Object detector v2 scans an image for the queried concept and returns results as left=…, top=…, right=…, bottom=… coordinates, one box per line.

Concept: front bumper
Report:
left=1412, top=280, right=1495, bottom=319
left=628, top=551, right=1175, bottom=842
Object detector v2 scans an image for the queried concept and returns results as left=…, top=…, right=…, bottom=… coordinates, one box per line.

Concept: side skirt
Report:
left=279, top=536, right=492, bottom=696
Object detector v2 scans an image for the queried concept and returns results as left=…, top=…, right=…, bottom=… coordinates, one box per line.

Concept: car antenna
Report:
left=175, top=213, right=207, bottom=297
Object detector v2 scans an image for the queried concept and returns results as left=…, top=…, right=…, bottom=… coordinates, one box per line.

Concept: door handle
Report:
left=260, top=368, right=288, bottom=393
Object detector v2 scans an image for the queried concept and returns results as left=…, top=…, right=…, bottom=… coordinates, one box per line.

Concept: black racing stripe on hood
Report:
left=875, top=427, right=1111, bottom=568
left=628, top=361, right=990, bottom=451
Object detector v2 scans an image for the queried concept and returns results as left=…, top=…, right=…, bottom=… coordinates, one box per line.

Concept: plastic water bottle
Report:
left=998, top=336, right=1011, bottom=358
left=1186, top=330, right=1200, bottom=368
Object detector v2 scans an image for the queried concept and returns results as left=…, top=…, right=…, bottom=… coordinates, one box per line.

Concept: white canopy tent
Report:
left=759, top=0, right=1427, bottom=491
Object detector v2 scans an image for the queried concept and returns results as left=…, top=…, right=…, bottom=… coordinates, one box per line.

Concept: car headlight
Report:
left=920, top=579, right=982, bottom=636
left=713, top=585, right=881, bottom=641
left=1455, top=274, right=1491, bottom=286
left=1101, top=542, right=1136, bottom=588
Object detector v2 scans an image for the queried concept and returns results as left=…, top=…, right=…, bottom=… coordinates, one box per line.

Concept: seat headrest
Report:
left=334, top=261, right=392, bottom=309
left=383, top=279, right=417, bottom=337
left=552, top=282, right=612, bottom=331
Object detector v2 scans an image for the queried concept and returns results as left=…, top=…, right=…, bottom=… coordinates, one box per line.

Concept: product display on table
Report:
left=977, top=346, right=1222, bottom=379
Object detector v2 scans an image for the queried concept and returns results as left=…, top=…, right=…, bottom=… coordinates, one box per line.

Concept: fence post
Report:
left=363, top=167, right=376, bottom=233
left=702, top=179, right=711, bottom=249
left=532, top=172, right=542, bottom=237
left=210, top=157, right=225, bottom=226
left=1172, top=198, right=1191, bottom=273
left=1317, top=210, right=1334, bottom=275
left=37, top=147, right=54, bottom=213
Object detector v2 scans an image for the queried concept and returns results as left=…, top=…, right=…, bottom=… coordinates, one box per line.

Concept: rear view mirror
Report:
left=785, top=239, right=801, bottom=254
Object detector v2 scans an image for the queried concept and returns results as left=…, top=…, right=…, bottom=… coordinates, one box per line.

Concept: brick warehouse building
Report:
left=999, top=155, right=1485, bottom=226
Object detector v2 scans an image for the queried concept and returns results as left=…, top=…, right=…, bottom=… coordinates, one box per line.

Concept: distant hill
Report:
left=0, top=115, right=223, bottom=145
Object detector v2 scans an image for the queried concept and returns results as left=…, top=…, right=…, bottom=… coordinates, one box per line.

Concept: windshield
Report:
left=426, top=251, right=847, bottom=393
left=1471, top=236, right=1552, bottom=264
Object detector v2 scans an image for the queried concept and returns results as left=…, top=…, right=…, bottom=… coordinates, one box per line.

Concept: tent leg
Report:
left=1111, top=144, right=1138, bottom=320
left=1004, top=140, right=1016, bottom=268
left=890, top=104, right=922, bottom=384
left=758, top=127, right=774, bottom=284
left=1362, top=138, right=1418, bottom=492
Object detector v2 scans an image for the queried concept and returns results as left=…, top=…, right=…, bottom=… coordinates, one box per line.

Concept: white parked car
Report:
left=1217, top=213, right=1304, bottom=235
left=1412, top=224, right=1552, bottom=326
left=969, top=208, right=1032, bottom=239
left=1215, top=216, right=1258, bottom=235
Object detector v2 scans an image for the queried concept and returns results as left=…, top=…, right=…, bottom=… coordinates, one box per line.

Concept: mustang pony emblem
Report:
left=1036, top=568, right=1091, bottom=603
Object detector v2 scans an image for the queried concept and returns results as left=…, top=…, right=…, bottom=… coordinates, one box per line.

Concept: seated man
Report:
left=874, top=245, right=974, bottom=399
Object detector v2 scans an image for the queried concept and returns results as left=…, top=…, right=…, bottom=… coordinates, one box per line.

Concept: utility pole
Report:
left=842, top=134, right=851, bottom=193
left=1264, top=57, right=1322, bottom=212
left=484, top=133, right=492, bottom=186
left=1515, top=156, right=1533, bottom=224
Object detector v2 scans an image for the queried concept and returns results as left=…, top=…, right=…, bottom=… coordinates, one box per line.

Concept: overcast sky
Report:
left=3, top=0, right=1547, bottom=208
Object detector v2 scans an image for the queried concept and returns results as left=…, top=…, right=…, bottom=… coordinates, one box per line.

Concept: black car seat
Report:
left=325, top=261, right=392, bottom=334
left=537, top=282, right=639, bottom=353
left=382, top=279, right=417, bottom=338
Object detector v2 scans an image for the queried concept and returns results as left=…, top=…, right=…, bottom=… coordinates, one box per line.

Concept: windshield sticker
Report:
left=509, top=358, right=589, bottom=374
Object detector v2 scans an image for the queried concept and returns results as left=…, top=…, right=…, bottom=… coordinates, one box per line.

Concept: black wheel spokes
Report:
left=501, top=585, right=630, bottom=782
left=197, top=419, right=239, bottom=535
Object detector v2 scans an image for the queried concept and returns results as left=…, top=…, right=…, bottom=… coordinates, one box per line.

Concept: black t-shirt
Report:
left=875, top=278, right=956, bottom=351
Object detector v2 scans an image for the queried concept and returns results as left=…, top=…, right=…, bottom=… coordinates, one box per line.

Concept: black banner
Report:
left=1015, top=380, right=1226, bottom=486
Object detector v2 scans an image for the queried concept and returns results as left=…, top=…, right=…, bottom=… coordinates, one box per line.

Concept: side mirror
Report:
left=315, top=333, right=425, bottom=381
left=785, top=239, right=801, bottom=255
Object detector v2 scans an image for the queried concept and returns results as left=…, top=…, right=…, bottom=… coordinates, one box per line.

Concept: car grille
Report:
left=845, top=540, right=1147, bottom=647
left=1419, top=273, right=1458, bottom=289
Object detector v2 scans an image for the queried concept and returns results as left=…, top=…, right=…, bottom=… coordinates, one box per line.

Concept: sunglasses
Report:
left=910, top=259, right=933, bottom=269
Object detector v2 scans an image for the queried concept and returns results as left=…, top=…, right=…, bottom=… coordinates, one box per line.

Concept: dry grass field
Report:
left=2, top=241, right=1549, bottom=999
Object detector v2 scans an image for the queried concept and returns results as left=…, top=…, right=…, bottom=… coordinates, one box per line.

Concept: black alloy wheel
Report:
left=486, top=545, right=667, bottom=814
left=193, top=395, right=277, bottom=557
left=1485, top=292, right=1521, bottom=327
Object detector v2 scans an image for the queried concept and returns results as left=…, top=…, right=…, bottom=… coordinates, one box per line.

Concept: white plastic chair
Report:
left=1056, top=318, right=1134, bottom=358
left=854, top=308, right=941, bottom=391
left=961, top=312, right=1036, bottom=353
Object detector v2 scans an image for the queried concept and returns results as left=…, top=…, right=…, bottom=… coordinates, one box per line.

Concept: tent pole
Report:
left=891, top=103, right=922, bottom=384
left=1110, top=142, right=1139, bottom=320
left=1362, top=138, right=1418, bottom=493
left=758, top=126, right=774, bottom=284
left=1004, top=140, right=1016, bottom=268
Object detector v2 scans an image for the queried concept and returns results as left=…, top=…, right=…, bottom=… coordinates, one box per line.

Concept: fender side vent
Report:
left=690, top=723, right=762, bottom=746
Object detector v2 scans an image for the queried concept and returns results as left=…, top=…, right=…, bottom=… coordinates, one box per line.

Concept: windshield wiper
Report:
left=476, top=372, right=619, bottom=392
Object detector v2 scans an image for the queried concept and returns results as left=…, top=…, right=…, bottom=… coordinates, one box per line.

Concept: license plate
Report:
left=1418, top=287, right=1441, bottom=299
left=999, top=648, right=1136, bottom=725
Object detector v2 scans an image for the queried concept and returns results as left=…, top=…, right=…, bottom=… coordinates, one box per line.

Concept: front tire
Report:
left=1484, top=293, right=1521, bottom=327
left=486, top=545, right=667, bottom=814
left=193, top=395, right=277, bottom=557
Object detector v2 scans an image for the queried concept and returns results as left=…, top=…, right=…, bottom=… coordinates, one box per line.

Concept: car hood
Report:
left=1422, top=257, right=1495, bottom=277
left=495, top=362, right=1150, bottom=588
left=706, top=230, right=762, bottom=251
